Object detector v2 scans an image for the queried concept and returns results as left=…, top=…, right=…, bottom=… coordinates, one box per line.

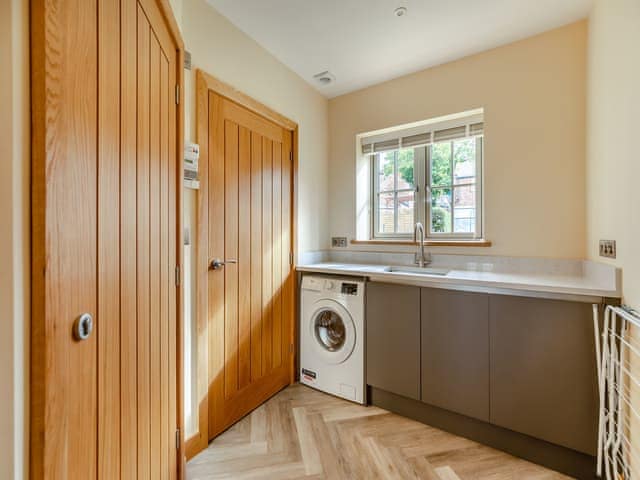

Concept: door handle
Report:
left=73, top=313, right=93, bottom=341
left=210, top=258, right=237, bottom=270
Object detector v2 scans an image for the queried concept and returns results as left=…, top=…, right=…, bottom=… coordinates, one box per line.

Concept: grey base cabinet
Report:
left=421, top=288, right=489, bottom=421
left=366, top=282, right=420, bottom=400
left=489, top=295, right=598, bottom=455
left=365, top=282, right=600, bottom=457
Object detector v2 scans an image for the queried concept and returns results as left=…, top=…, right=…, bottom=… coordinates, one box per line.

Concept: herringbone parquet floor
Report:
left=187, top=384, right=571, bottom=480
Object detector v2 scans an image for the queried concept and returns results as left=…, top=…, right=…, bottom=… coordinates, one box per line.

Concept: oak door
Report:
left=206, top=90, right=295, bottom=439
left=129, top=3, right=180, bottom=478
left=31, top=0, right=183, bottom=477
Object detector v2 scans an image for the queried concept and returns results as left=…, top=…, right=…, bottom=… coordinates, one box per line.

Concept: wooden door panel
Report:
left=272, top=141, right=283, bottom=369
left=281, top=133, right=293, bottom=384
left=160, top=47, right=171, bottom=480
left=207, top=91, right=225, bottom=437
left=207, top=92, right=294, bottom=438
left=167, top=48, right=179, bottom=480
left=120, top=0, right=139, bottom=475
left=250, top=131, right=264, bottom=382
left=222, top=100, right=283, bottom=143
left=166, top=33, right=179, bottom=477
left=136, top=8, right=152, bottom=478
left=98, top=0, right=121, bottom=477
left=136, top=4, right=179, bottom=478
left=149, top=29, right=162, bottom=480
left=224, top=119, right=240, bottom=399
left=31, top=0, right=99, bottom=476
left=238, top=126, right=252, bottom=390
left=32, top=0, right=182, bottom=477
left=261, top=136, right=273, bottom=377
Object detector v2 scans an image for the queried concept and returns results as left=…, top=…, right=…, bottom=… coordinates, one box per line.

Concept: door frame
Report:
left=30, top=0, right=185, bottom=476
left=186, top=69, right=298, bottom=460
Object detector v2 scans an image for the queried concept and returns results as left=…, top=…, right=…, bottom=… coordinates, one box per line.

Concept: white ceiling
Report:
left=207, top=0, right=593, bottom=98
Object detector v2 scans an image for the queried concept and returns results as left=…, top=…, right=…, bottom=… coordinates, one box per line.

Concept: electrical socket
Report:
left=331, top=237, right=347, bottom=248
left=599, top=240, right=616, bottom=259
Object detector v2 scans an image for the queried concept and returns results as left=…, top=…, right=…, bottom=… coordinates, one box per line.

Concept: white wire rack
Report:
left=595, top=304, right=640, bottom=480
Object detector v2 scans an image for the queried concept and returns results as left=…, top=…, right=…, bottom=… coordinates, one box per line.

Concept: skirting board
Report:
left=368, top=386, right=597, bottom=480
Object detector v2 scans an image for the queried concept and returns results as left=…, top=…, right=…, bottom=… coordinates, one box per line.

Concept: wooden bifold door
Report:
left=30, top=0, right=184, bottom=477
left=189, top=71, right=296, bottom=457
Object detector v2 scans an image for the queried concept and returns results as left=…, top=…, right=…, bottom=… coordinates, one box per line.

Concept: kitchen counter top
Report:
left=296, top=262, right=621, bottom=300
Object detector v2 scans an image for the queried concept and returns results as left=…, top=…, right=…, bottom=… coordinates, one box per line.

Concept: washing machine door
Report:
left=309, top=299, right=356, bottom=365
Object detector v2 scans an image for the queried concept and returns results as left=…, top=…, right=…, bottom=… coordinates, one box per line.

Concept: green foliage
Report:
left=431, top=142, right=451, bottom=186
left=431, top=207, right=449, bottom=233
left=453, top=138, right=475, bottom=166
left=397, top=149, right=414, bottom=186
left=431, top=139, right=475, bottom=186
left=382, top=149, right=414, bottom=186
left=381, top=140, right=475, bottom=189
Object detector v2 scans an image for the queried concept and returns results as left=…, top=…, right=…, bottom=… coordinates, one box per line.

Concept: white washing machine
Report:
left=300, top=275, right=365, bottom=404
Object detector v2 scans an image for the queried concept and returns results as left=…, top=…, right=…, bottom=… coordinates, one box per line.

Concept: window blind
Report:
left=361, top=114, right=484, bottom=156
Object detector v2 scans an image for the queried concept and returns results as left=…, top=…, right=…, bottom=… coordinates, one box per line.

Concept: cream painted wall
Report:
left=587, top=1, right=640, bottom=471
left=168, top=0, right=183, bottom=31
left=329, top=21, right=588, bottom=258
left=176, top=0, right=330, bottom=257
left=587, top=0, right=640, bottom=307
left=0, top=0, right=30, bottom=478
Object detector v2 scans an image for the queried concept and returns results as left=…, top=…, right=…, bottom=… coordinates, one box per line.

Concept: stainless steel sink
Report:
left=385, top=266, right=450, bottom=276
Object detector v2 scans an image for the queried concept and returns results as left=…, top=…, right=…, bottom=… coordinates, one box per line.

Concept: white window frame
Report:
left=426, top=136, right=483, bottom=240
left=372, top=149, right=417, bottom=239
left=371, top=137, right=483, bottom=240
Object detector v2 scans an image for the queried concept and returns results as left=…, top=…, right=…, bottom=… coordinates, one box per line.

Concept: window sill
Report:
left=350, top=239, right=492, bottom=247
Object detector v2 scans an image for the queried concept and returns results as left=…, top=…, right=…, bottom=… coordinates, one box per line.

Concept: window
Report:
left=373, top=149, right=416, bottom=236
left=363, top=111, right=483, bottom=240
left=428, top=137, right=482, bottom=237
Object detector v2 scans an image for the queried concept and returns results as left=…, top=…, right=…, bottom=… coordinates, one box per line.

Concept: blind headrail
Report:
left=360, top=111, right=484, bottom=155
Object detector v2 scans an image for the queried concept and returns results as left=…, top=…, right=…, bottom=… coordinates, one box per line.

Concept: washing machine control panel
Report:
left=341, top=283, right=359, bottom=295
left=324, top=280, right=336, bottom=290
left=302, top=276, right=362, bottom=296
left=322, top=279, right=359, bottom=295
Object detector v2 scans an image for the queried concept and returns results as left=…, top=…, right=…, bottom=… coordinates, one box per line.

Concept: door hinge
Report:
left=175, top=429, right=180, bottom=450
left=175, top=265, right=181, bottom=287
left=289, top=151, right=293, bottom=162
left=175, top=85, right=180, bottom=105
left=289, top=252, right=293, bottom=265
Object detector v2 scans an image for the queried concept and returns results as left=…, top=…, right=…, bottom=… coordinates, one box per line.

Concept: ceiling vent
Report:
left=313, top=71, right=335, bottom=86
left=394, top=6, right=407, bottom=17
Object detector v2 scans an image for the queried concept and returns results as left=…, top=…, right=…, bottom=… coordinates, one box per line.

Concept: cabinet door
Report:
left=489, top=295, right=598, bottom=455
left=421, top=288, right=489, bottom=421
left=366, top=283, right=420, bottom=400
